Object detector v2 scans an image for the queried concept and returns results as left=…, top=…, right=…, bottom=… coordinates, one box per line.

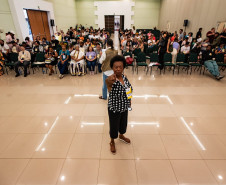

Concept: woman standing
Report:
left=106, top=55, right=133, bottom=154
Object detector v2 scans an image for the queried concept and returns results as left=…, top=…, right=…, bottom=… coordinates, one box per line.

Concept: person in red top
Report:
left=206, top=28, right=215, bottom=44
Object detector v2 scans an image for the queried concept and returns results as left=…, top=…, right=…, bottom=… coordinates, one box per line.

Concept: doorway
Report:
left=26, top=9, right=51, bottom=41
left=105, top=15, right=124, bottom=32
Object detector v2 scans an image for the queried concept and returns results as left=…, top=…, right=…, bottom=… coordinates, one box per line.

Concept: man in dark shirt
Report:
left=158, top=32, right=168, bottom=70
left=196, top=28, right=202, bottom=39
left=51, top=35, right=59, bottom=50
left=202, top=45, right=224, bottom=80
left=220, top=28, right=226, bottom=44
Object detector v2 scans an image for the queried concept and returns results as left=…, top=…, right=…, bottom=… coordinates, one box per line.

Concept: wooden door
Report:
left=40, top=11, right=51, bottom=41
left=120, top=15, right=124, bottom=30
left=27, top=10, right=51, bottom=41
left=105, top=15, right=114, bottom=33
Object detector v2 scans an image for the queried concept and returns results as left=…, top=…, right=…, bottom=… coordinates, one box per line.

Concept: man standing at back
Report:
left=99, top=39, right=118, bottom=100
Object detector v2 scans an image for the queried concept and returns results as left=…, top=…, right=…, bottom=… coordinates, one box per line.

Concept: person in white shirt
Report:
left=15, top=45, right=31, bottom=77
left=70, top=45, right=85, bottom=76
left=181, top=42, right=190, bottom=63
left=99, top=39, right=118, bottom=100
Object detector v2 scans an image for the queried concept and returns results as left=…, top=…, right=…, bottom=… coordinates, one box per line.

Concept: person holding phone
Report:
left=106, top=55, right=133, bottom=154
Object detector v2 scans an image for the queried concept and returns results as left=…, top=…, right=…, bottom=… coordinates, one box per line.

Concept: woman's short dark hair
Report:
left=110, top=55, right=126, bottom=69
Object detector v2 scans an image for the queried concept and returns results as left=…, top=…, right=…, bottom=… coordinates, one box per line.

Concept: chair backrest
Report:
left=164, top=53, right=172, bottom=63
left=136, top=52, right=146, bottom=63
left=144, top=44, right=148, bottom=54
left=216, top=53, right=224, bottom=63
left=189, top=53, right=198, bottom=63
left=149, top=53, right=159, bottom=62
left=133, top=48, right=141, bottom=56
left=176, top=53, right=185, bottom=63
left=152, top=45, right=159, bottom=53
left=35, top=52, right=45, bottom=62
left=9, top=53, right=18, bottom=62
left=123, top=52, right=132, bottom=58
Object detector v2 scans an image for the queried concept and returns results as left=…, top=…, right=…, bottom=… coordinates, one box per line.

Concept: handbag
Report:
left=126, top=57, right=133, bottom=64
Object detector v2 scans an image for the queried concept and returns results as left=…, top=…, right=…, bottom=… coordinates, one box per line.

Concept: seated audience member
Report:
left=15, top=45, right=31, bottom=77
left=0, top=51, right=4, bottom=76
left=181, top=42, right=190, bottom=63
left=0, top=39, right=10, bottom=60
left=51, top=35, right=59, bottom=50
left=70, top=45, right=85, bottom=76
left=171, top=38, right=180, bottom=64
left=58, top=44, right=70, bottom=79
left=95, top=43, right=102, bottom=73
left=182, top=37, right=189, bottom=46
left=188, top=32, right=193, bottom=43
left=86, top=45, right=97, bottom=75
left=178, top=29, right=184, bottom=45
left=68, top=44, right=74, bottom=53
left=132, top=37, right=139, bottom=50
left=10, top=41, right=20, bottom=53
left=191, top=42, right=202, bottom=57
left=190, top=38, right=197, bottom=50
left=32, top=41, right=44, bottom=54
left=212, top=32, right=221, bottom=48
left=206, top=28, right=215, bottom=44
left=41, top=37, right=49, bottom=51
left=215, top=43, right=225, bottom=54
left=125, top=41, right=132, bottom=53
left=79, top=41, right=85, bottom=53
left=215, top=43, right=226, bottom=63
left=201, top=38, right=210, bottom=54
left=5, top=32, right=13, bottom=48
left=25, top=37, right=33, bottom=47
left=220, top=28, right=226, bottom=44
left=202, top=45, right=224, bottom=80
left=45, top=46, right=58, bottom=75
left=196, top=28, right=202, bottom=40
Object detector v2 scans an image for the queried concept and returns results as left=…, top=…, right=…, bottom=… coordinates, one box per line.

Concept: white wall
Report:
left=159, top=0, right=226, bottom=37
left=0, top=0, right=16, bottom=40
left=94, top=1, right=135, bottom=29
left=8, top=0, right=56, bottom=41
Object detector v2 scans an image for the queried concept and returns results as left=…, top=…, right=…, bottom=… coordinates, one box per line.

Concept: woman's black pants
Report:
left=108, top=108, right=128, bottom=139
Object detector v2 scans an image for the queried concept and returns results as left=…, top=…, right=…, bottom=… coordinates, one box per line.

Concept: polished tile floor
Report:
left=1, top=66, right=226, bottom=185
left=1, top=33, right=226, bottom=184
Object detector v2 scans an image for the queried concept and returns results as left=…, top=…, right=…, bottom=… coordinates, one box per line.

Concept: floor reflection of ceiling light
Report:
left=218, top=175, right=223, bottom=180
left=160, top=95, right=173, bottom=104
left=70, top=116, right=73, bottom=119
left=133, top=95, right=158, bottom=98
left=44, top=122, right=48, bottom=126
left=64, top=96, right=71, bottom=104
left=81, top=122, right=104, bottom=125
left=36, top=116, right=59, bottom=151
left=41, top=148, right=45, bottom=151
left=190, top=122, right=194, bottom=126
left=138, top=77, right=142, bottom=80
left=180, top=117, right=206, bottom=151
left=74, top=94, right=99, bottom=97
left=129, top=121, right=159, bottom=126
left=60, top=176, right=65, bottom=181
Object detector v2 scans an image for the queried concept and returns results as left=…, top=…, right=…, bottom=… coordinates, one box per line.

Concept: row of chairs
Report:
left=3, top=52, right=101, bottom=75
left=124, top=51, right=226, bottom=75
left=3, top=52, right=58, bottom=75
